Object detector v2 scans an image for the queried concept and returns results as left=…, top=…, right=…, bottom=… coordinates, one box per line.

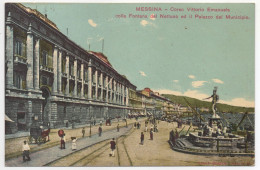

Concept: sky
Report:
left=22, top=3, right=255, bottom=107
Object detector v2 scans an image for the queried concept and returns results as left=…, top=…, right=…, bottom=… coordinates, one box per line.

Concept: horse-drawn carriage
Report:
left=28, top=125, right=50, bottom=144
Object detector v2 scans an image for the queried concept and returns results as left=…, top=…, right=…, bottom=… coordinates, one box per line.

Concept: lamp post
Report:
left=90, top=118, right=92, bottom=138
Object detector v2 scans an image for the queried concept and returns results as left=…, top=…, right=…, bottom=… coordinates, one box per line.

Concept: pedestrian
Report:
left=109, top=138, right=116, bottom=157
left=154, top=125, right=158, bottom=132
left=82, top=127, right=85, bottom=137
left=60, top=134, right=66, bottom=149
left=22, top=141, right=31, bottom=162
left=150, top=129, right=153, bottom=140
left=117, top=124, right=120, bottom=132
left=175, top=129, right=179, bottom=139
left=100, top=120, right=103, bottom=126
left=98, top=126, right=102, bottom=136
left=140, top=132, right=144, bottom=145
left=150, top=124, right=154, bottom=130
left=145, top=124, right=148, bottom=132
left=134, top=122, right=137, bottom=129
left=72, top=137, right=77, bottom=150
left=94, top=119, right=96, bottom=125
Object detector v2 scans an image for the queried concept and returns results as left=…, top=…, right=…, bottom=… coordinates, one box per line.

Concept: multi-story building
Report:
left=5, top=3, right=135, bottom=133
left=128, top=89, right=144, bottom=116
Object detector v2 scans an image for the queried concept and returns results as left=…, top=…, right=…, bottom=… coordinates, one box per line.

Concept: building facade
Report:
left=5, top=3, right=135, bottom=133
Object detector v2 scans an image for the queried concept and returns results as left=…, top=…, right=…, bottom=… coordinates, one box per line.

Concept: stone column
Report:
left=113, top=80, right=116, bottom=103
left=110, top=78, right=113, bottom=102
left=106, top=76, right=109, bottom=102
left=26, top=23, right=34, bottom=90
left=126, top=87, right=129, bottom=106
left=100, top=72, right=103, bottom=100
left=81, top=63, right=84, bottom=98
left=88, top=59, right=92, bottom=99
left=57, top=50, right=62, bottom=94
left=34, top=37, right=40, bottom=90
left=73, top=59, right=77, bottom=97
left=122, top=85, right=125, bottom=105
left=52, top=46, right=58, bottom=94
left=119, top=84, right=122, bottom=104
left=65, top=55, right=70, bottom=96
left=50, top=102, right=58, bottom=128
left=5, top=12, right=14, bottom=89
left=95, top=70, right=98, bottom=99
left=27, top=100, right=33, bottom=127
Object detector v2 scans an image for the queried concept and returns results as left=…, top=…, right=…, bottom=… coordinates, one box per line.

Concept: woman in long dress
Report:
left=72, top=138, right=77, bottom=150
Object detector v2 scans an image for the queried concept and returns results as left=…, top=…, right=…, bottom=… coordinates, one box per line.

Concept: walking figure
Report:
left=22, top=141, right=31, bottom=162
left=117, top=124, right=120, bottom=132
left=145, top=124, right=148, bottom=132
left=134, top=122, right=137, bottom=129
left=82, top=127, right=85, bottom=137
left=140, top=132, right=144, bottom=145
left=98, top=126, right=102, bottom=136
left=109, top=138, right=116, bottom=157
left=150, top=129, right=154, bottom=140
left=72, top=137, right=77, bottom=150
left=60, top=134, right=66, bottom=149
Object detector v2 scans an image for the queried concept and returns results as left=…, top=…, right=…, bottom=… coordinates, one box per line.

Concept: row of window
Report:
left=13, top=39, right=127, bottom=95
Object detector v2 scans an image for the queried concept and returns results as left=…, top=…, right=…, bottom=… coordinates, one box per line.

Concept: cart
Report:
left=29, top=126, right=50, bottom=144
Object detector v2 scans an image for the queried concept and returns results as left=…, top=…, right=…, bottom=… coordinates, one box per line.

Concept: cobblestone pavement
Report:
left=5, top=124, right=133, bottom=167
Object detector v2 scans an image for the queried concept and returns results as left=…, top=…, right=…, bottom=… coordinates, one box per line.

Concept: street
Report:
left=5, top=118, right=254, bottom=166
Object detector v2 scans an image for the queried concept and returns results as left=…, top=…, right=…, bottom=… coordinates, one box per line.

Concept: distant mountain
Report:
left=162, top=94, right=254, bottom=113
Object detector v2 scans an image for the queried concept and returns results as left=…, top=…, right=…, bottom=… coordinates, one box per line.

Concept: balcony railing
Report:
left=14, top=55, right=27, bottom=65
left=40, top=65, right=54, bottom=73
left=78, top=78, right=82, bottom=82
left=69, top=75, right=75, bottom=80
left=62, top=72, right=67, bottom=78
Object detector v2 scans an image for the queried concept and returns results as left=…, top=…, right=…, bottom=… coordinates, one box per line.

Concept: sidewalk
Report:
left=5, top=131, right=30, bottom=140
left=5, top=124, right=133, bottom=167
left=5, top=118, right=125, bottom=140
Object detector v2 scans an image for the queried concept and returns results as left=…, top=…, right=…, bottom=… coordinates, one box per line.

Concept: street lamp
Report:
left=90, top=117, right=92, bottom=138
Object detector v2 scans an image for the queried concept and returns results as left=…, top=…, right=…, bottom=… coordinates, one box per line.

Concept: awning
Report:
left=5, top=115, right=14, bottom=122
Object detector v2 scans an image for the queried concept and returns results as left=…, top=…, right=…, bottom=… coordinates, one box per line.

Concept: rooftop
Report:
left=17, top=3, right=59, bottom=31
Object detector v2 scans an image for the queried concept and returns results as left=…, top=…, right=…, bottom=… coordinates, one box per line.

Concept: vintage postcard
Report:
left=4, top=1, right=255, bottom=167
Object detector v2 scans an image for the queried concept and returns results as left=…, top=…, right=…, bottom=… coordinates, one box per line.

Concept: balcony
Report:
left=62, top=72, right=67, bottom=78
left=14, top=55, right=27, bottom=65
left=78, top=78, right=82, bottom=83
left=69, top=75, right=75, bottom=80
left=40, top=65, right=54, bottom=73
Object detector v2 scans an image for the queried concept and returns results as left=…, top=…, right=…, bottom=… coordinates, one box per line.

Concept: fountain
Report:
left=168, top=87, right=254, bottom=157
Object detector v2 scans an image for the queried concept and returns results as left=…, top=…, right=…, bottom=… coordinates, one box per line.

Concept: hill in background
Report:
left=162, top=94, right=254, bottom=113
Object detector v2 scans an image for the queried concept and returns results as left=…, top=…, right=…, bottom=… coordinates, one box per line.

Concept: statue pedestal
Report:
left=209, top=117, right=221, bottom=133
